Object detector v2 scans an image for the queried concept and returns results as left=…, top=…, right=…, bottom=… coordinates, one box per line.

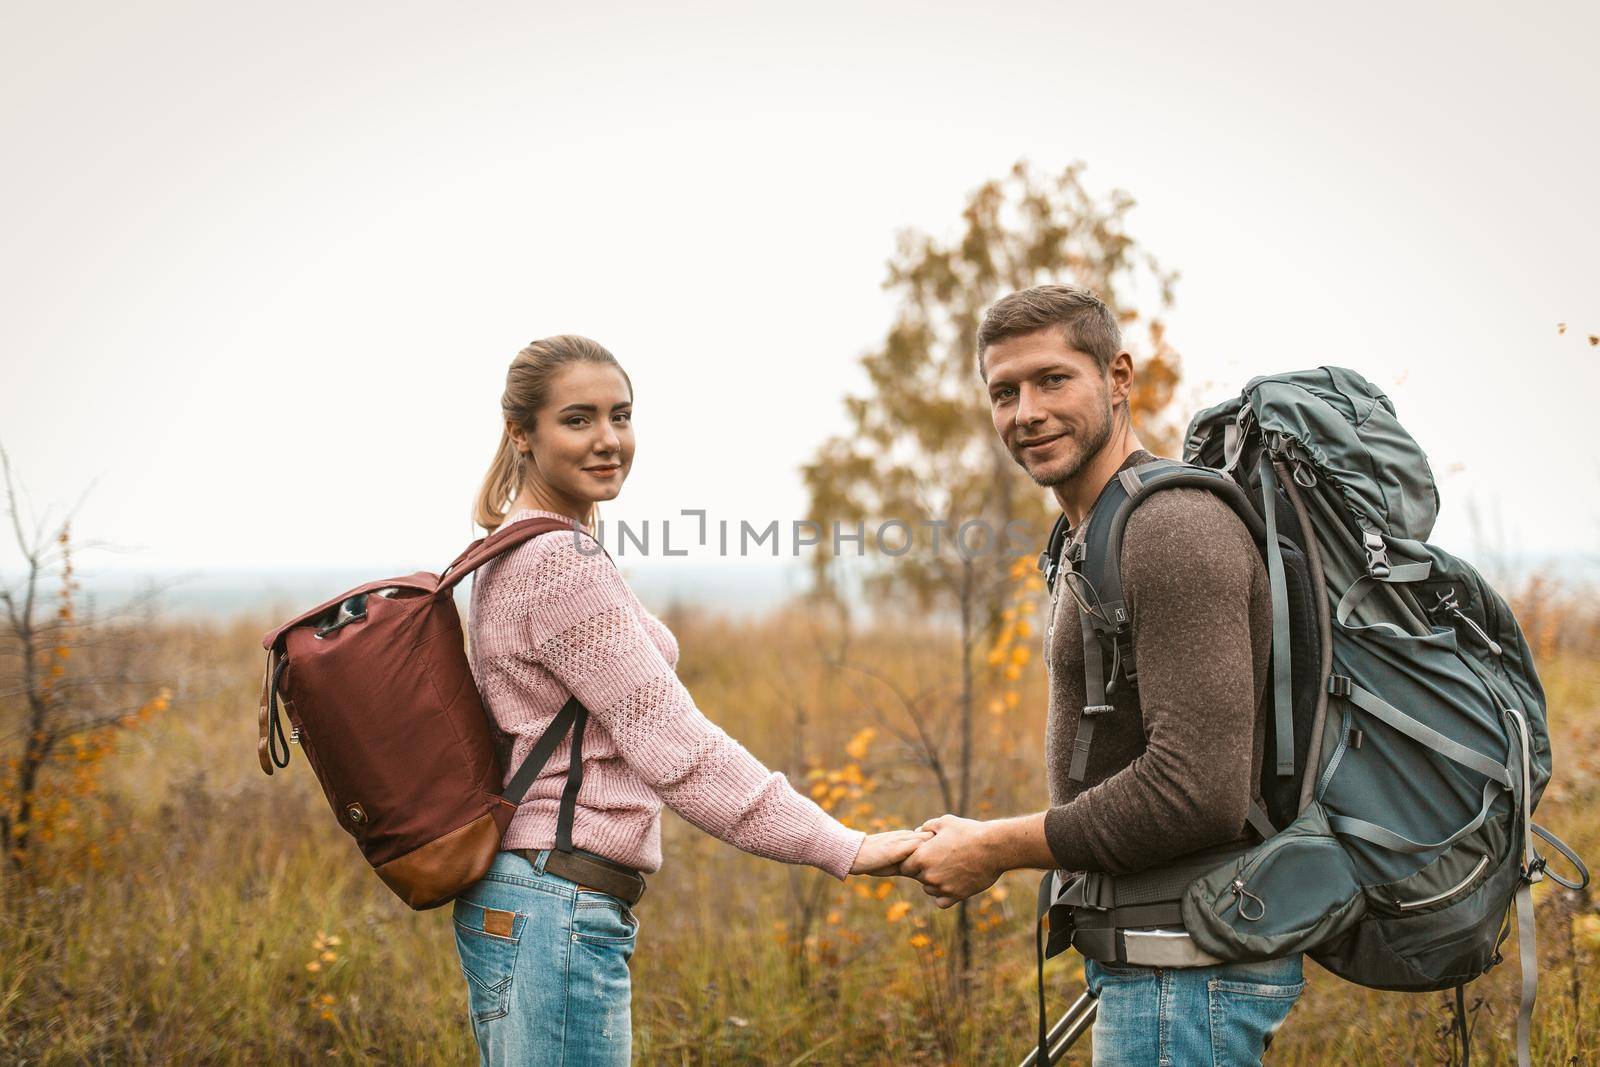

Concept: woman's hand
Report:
left=849, top=829, right=934, bottom=877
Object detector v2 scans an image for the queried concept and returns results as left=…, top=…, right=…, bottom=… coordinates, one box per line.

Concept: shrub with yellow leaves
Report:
left=1, top=518, right=171, bottom=876
left=804, top=727, right=884, bottom=830
left=983, top=555, right=1044, bottom=750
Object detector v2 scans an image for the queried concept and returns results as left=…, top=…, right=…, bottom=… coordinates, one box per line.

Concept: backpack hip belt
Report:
left=1037, top=844, right=1249, bottom=969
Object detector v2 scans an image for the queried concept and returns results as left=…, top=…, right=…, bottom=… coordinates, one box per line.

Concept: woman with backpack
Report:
left=455, top=334, right=927, bottom=1066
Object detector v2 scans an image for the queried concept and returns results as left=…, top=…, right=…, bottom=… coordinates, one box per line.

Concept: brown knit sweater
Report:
left=1042, top=451, right=1273, bottom=876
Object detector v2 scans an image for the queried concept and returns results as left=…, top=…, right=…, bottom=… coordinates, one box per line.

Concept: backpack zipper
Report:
left=1221, top=832, right=1299, bottom=920
left=1394, top=854, right=1489, bottom=910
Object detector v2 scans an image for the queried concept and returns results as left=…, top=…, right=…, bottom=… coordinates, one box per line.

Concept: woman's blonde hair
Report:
left=473, top=335, right=633, bottom=531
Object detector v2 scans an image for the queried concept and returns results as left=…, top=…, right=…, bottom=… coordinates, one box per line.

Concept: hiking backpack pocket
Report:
left=1318, top=620, right=1515, bottom=890
left=1182, top=804, right=1365, bottom=961
left=1313, top=843, right=1522, bottom=991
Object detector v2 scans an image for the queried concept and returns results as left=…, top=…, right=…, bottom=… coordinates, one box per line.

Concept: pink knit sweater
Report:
left=467, top=507, right=865, bottom=879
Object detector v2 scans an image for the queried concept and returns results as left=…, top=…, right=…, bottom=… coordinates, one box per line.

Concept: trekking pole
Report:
left=1016, top=988, right=1097, bottom=1067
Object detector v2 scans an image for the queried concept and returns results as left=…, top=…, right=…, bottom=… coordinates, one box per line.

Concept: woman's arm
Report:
left=514, top=534, right=885, bottom=879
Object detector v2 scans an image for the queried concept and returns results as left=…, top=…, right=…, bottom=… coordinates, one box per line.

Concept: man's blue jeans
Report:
left=1085, top=954, right=1305, bottom=1066
left=452, top=849, right=639, bottom=1067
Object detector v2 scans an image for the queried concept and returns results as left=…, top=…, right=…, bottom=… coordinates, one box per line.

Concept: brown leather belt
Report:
left=513, top=848, right=646, bottom=907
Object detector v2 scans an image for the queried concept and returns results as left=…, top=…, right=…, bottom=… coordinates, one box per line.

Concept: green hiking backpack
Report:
left=1035, top=366, right=1587, bottom=1067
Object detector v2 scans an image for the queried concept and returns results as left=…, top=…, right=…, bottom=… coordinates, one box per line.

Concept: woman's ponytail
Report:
left=472, top=427, right=522, bottom=531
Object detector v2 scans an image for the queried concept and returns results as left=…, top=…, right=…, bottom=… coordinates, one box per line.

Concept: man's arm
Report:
left=901, top=490, right=1267, bottom=904
left=1043, top=490, right=1266, bottom=874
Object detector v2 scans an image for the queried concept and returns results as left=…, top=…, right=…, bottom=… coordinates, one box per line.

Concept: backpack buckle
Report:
left=1362, top=530, right=1391, bottom=579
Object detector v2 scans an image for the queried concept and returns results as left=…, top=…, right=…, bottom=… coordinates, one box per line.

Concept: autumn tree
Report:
left=0, top=445, right=168, bottom=877
left=802, top=160, right=1184, bottom=978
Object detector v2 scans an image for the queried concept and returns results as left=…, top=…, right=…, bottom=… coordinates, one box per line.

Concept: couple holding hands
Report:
left=457, top=285, right=1300, bottom=1065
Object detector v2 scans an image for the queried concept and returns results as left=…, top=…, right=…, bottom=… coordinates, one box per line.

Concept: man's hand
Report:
left=898, top=815, right=1004, bottom=908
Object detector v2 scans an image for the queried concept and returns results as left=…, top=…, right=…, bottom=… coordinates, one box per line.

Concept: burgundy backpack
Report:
left=257, top=516, right=592, bottom=910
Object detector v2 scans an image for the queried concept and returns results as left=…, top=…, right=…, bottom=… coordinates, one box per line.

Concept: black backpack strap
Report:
left=472, top=523, right=607, bottom=851
left=554, top=702, right=587, bottom=853
left=1055, top=469, right=1140, bottom=784
left=1037, top=513, right=1072, bottom=594
left=1069, top=605, right=1113, bottom=783
left=1084, top=461, right=1267, bottom=634
left=501, top=696, right=588, bottom=813
left=1065, top=460, right=1269, bottom=780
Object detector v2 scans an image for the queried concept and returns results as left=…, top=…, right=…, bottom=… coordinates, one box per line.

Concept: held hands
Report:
left=849, top=829, right=935, bottom=876
left=846, top=818, right=1003, bottom=909
left=898, top=815, right=1003, bottom=908
left=850, top=814, right=1026, bottom=908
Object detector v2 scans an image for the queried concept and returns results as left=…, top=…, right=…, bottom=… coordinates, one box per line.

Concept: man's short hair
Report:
left=975, top=284, right=1122, bottom=381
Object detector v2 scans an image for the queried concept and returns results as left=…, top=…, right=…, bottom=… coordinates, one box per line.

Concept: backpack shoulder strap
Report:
left=449, top=517, right=604, bottom=852
left=1037, top=512, right=1072, bottom=593
left=437, top=516, right=598, bottom=595
left=1080, top=460, right=1266, bottom=643
left=1061, top=460, right=1268, bottom=784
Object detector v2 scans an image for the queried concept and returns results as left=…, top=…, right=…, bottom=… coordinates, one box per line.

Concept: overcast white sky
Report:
left=2, top=1, right=1596, bottom=579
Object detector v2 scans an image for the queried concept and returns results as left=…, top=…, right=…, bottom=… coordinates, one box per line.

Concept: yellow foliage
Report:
left=844, top=727, right=876, bottom=761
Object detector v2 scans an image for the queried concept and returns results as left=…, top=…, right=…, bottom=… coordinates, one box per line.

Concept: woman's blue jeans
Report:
left=1084, top=954, right=1305, bottom=1066
left=452, top=849, right=639, bottom=1067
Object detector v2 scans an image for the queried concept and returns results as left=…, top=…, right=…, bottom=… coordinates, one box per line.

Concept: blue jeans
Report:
left=1085, top=954, right=1305, bottom=1067
left=452, top=850, right=639, bottom=1067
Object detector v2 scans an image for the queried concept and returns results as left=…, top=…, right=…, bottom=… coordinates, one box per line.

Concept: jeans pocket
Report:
left=453, top=896, right=526, bottom=1022
left=572, top=894, right=639, bottom=947
left=1206, top=970, right=1306, bottom=1067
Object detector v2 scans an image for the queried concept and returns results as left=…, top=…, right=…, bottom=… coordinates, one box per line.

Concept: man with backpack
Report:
left=899, top=284, right=1304, bottom=1064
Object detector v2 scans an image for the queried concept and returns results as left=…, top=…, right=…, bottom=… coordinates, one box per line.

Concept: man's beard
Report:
left=1025, top=401, right=1114, bottom=489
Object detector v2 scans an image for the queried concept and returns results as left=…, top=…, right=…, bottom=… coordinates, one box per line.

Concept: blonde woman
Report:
left=455, top=335, right=925, bottom=1065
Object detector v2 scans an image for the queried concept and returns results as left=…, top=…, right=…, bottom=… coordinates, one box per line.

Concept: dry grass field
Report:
left=2, top=582, right=1595, bottom=1065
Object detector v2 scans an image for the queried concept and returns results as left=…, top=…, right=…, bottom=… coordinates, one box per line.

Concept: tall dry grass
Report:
left=1, top=580, right=1595, bottom=1065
